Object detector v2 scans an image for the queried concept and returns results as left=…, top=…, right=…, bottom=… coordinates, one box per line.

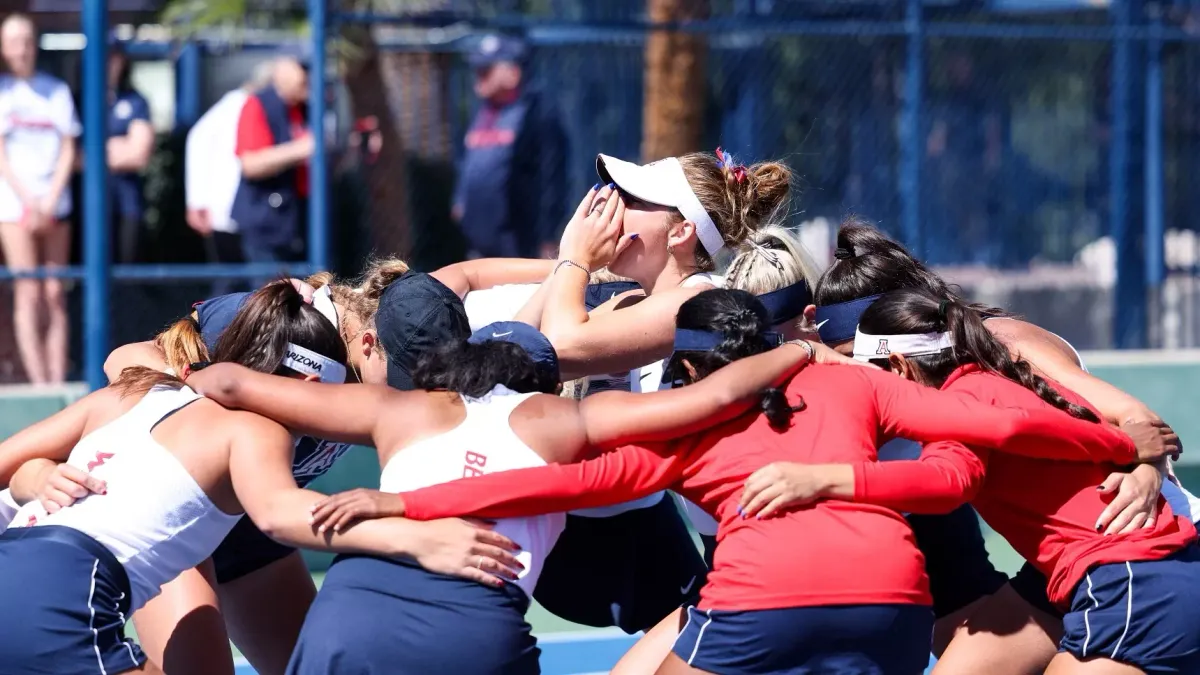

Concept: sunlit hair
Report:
left=669, top=153, right=793, bottom=272
left=121, top=281, right=347, bottom=397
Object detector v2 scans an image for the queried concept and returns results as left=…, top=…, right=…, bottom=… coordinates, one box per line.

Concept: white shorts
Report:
left=0, top=177, right=71, bottom=224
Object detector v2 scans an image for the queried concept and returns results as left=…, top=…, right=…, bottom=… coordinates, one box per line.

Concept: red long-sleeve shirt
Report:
left=853, top=364, right=1197, bottom=608
left=401, top=365, right=1137, bottom=612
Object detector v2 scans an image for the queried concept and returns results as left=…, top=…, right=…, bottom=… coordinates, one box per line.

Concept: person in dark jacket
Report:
left=453, top=35, right=567, bottom=260
left=231, top=54, right=313, bottom=273
left=106, top=41, right=154, bottom=264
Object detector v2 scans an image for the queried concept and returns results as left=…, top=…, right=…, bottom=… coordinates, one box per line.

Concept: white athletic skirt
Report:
left=0, top=177, right=71, bottom=223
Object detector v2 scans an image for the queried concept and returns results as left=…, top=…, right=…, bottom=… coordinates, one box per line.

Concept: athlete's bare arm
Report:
left=226, top=410, right=523, bottom=586
left=988, top=319, right=1162, bottom=426
left=104, top=341, right=168, bottom=382
left=431, top=258, right=554, bottom=299
left=186, top=365, right=410, bottom=449
left=0, top=388, right=121, bottom=486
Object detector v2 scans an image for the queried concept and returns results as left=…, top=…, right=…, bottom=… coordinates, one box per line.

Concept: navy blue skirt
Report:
left=673, top=603, right=933, bottom=675
left=287, top=553, right=540, bottom=675
left=1060, top=544, right=1200, bottom=673
left=0, top=526, right=146, bottom=675
left=533, top=495, right=708, bottom=633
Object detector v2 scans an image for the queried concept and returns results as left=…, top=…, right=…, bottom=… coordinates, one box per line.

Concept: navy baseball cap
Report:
left=469, top=321, right=560, bottom=382
left=468, top=34, right=528, bottom=68
left=376, top=272, right=471, bottom=391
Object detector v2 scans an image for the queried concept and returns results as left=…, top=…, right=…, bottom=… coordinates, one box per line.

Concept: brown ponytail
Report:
left=116, top=280, right=348, bottom=396
left=860, top=288, right=1099, bottom=423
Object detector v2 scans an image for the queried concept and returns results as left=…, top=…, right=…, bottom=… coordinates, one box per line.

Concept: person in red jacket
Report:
left=736, top=287, right=1200, bottom=675
left=311, top=289, right=1168, bottom=675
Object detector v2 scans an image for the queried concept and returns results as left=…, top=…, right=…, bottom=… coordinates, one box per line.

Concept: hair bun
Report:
left=833, top=246, right=855, bottom=260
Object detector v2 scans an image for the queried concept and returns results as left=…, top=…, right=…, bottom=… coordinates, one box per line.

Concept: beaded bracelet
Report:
left=555, top=259, right=589, bottom=276
left=785, top=338, right=815, bottom=362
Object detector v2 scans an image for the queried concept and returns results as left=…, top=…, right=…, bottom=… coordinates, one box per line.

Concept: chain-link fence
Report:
left=3, top=1, right=1200, bottom=384
left=326, top=1, right=1200, bottom=353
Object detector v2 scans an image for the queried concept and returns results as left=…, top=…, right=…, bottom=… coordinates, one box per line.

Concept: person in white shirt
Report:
left=0, top=14, right=80, bottom=385
left=185, top=62, right=274, bottom=294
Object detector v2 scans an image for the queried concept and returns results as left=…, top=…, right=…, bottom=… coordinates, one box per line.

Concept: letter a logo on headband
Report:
left=853, top=330, right=953, bottom=362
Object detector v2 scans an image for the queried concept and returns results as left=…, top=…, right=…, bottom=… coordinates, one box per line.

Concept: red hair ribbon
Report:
left=715, top=147, right=747, bottom=184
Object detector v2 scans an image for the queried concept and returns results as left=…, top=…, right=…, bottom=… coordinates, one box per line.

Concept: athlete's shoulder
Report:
left=209, top=406, right=291, bottom=449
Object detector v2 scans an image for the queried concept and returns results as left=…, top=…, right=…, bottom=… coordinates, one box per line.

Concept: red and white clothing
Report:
left=850, top=365, right=1197, bottom=608
left=235, top=93, right=308, bottom=197
left=399, top=364, right=1135, bottom=612
left=378, top=385, right=565, bottom=597
left=0, top=72, right=80, bottom=221
left=186, top=89, right=249, bottom=234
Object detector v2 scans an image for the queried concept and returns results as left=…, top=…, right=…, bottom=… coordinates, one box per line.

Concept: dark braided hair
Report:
left=859, top=288, right=1100, bottom=423
left=663, top=289, right=803, bottom=429
left=815, top=218, right=1007, bottom=319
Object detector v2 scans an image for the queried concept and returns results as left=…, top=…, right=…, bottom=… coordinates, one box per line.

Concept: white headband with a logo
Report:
left=852, top=330, right=954, bottom=362
left=282, top=343, right=347, bottom=383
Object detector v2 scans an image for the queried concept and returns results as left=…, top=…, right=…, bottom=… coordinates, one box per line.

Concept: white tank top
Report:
left=463, top=283, right=542, bottom=332
left=10, top=386, right=242, bottom=612
left=378, top=385, right=566, bottom=597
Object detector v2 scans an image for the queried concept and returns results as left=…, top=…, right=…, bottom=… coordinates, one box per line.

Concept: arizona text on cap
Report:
left=596, top=154, right=724, bottom=257
left=852, top=330, right=954, bottom=362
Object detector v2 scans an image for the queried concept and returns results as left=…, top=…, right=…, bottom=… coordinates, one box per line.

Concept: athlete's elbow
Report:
left=247, top=506, right=294, bottom=546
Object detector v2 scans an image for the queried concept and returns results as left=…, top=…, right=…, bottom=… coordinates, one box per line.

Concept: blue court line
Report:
left=233, top=629, right=938, bottom=674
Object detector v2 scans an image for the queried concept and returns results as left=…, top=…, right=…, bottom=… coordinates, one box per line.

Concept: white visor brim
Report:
left=597, top=154, right=725, bottom=257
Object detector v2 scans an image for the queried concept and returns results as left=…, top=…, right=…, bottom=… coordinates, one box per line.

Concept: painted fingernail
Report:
left=630, top=233, right=639, bottom=241
left=1097, top=485, right=1105, bottom=490
left=607, top=182, right=615, bottom=189
left=592, top=183, right=601, bottom=190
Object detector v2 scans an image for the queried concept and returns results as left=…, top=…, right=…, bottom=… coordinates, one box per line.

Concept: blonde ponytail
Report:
left=154, top=317, right=209, bottom=376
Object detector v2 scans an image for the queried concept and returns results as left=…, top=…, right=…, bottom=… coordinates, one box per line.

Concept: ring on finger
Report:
left=476, top=556, right=484, bottom=569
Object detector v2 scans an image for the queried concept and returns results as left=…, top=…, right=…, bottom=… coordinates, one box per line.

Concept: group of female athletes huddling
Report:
left=1, top=148, right=1199, bottom=675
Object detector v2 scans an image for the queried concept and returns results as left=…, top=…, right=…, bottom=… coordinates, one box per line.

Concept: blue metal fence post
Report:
left=83, top=1, right=110, bottom=389
left=1144, top=14, right=1164, bottom=346
left=1110, top=0, right=1146, bottom=349
left=175, top=41, right=202, bottom=128
left=308, top=0, right=330, bottom=272
left=900, top=0, right=924, bottom=256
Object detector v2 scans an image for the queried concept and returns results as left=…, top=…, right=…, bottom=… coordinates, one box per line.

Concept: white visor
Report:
left=281, top=343, right=347, bottom=383
left=312, top=285, right=340, bottom=330
left=597, top=154, right=725, bottom=257
left=853, top=330, right=954, bottom=362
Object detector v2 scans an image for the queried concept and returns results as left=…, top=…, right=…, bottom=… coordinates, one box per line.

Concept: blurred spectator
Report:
left=454, top=35, right=567, bottom=259
left=0, top=13, right=79, bottom=385
left=230, top=54, right=312, bottom=272
left=106, top=41, right=154, bottom=264
left=186, top=61, right=275, bottom=295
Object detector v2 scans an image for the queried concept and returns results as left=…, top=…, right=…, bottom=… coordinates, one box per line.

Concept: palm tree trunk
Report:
left=341, top=25, right=414, bottom=258
left=642, top=0, right=709, bottom=162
